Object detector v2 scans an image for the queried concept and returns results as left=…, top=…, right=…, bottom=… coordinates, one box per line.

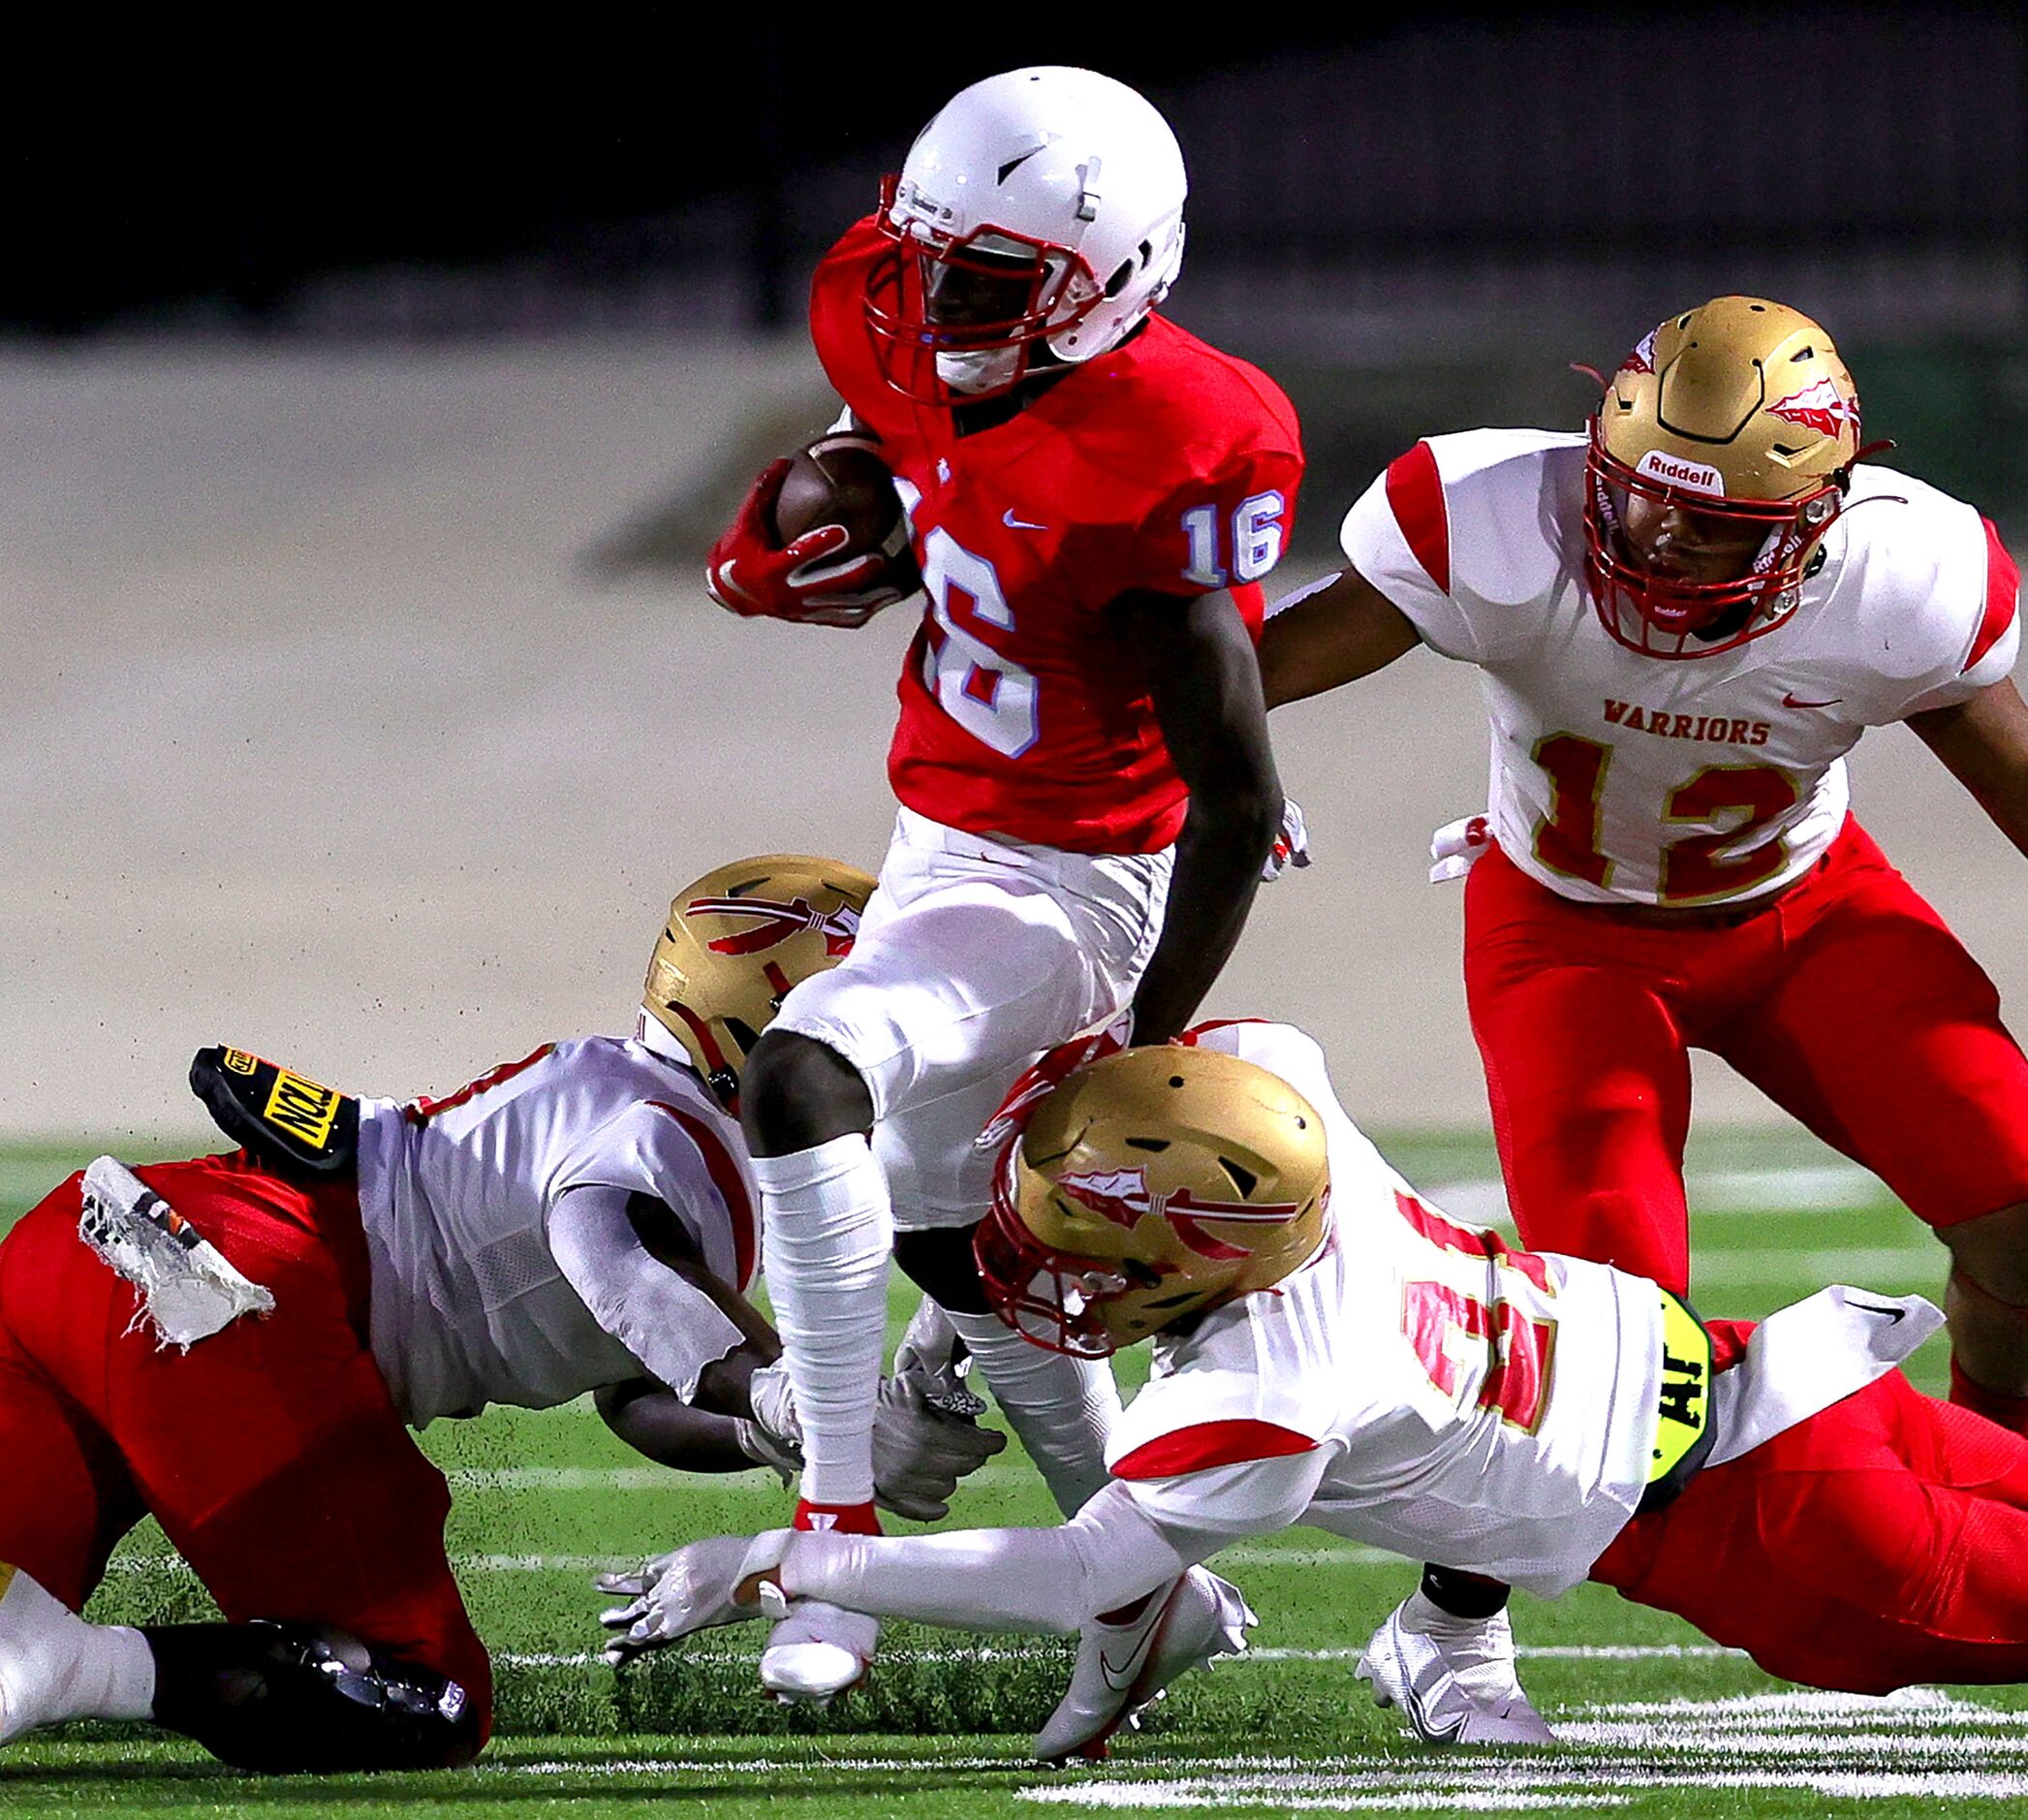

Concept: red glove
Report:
left=704, top=460, right=910, bottom=629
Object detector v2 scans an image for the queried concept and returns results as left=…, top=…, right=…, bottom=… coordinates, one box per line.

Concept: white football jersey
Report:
left=1105, top=1020, right=1665, bottom=1594
left=356, top=1036, right=758, bottom=1427
left=1341, top=430, right=2020, bottom=905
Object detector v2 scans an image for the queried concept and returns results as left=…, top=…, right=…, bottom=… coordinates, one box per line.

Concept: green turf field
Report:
left=7, top=1129, right=2025, bottom=1817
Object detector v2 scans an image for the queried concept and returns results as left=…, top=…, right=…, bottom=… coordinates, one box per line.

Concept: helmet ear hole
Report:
left=722, top=1017, right=763, bottom=1057
left=1220, top=1157, right=1258, bottom=1197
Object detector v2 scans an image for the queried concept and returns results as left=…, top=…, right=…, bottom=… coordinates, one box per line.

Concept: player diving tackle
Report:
left=0, top=855, right=1002, bottom=1770
left=602, top=1020, right=2028, bottom=1755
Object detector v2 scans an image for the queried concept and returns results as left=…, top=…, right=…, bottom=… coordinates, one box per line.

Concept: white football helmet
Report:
left=865, top=66, right=1188, bottom=402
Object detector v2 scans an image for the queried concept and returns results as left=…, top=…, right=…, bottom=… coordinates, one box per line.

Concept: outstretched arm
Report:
left=1113, top=588, right=1283, bottom=1045
left=1258, top=565, right=1422, bottom=709
left=601, top=1484, right=1210, bottom=1654
left=1906, top=676, right=2028, bottom=859
left=600, top=1453, right=1326, bottom=1657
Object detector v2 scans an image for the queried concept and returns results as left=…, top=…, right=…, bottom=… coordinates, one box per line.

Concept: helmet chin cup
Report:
left=934, top=343, right=1029, bottom=398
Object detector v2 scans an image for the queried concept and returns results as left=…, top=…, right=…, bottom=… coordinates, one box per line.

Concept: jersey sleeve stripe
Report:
left=647, top=1101, right=758, bottom=1291
left=1175, top=1018, right=1271, bottom=1047
left=1111, top=1419, right=1317, bottom=1480
left=1383, top=440, right=1451, bottom=594
left=1966, top=517, right=2020, bottom=673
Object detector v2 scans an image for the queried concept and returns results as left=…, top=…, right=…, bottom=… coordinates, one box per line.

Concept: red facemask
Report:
left=1581, top=418, right=1845, bottom=658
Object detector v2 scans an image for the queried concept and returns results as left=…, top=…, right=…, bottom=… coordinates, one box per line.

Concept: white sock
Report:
left=753, top=1136, right=892, bottom=1508
left=944, top=1309, right=1123, bottom=1517
left=0, top=1565, right=155, bottom=1742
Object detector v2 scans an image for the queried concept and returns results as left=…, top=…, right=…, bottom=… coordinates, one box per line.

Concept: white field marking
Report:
left=443, top=1462, right=1035, bottom=1491
left=1687, top=1245, right=1939, bottom=1290
left=501, top=1755, right=1018, bottom=1775
left=1250, top=1645, right=1740, bottom=1662
left=101, top=1540, right=1405, bottom=1584
left=1426, top=1162, right=1893, bottom=1228
left=492, top=1643, right=1741, bottom=1671
left=1018, top=1689, right=2028, bottom=1811
left=470, top=1543, right=1394, bottom=1571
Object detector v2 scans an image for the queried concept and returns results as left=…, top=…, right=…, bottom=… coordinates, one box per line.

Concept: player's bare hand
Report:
left=705, top=460, right=908, bottom=628
left=1261, top=797, right=1312, bottom=882
left=596, top=1531, right=791, bottom=1665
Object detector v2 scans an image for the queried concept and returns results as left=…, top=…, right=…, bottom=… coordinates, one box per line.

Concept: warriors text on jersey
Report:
left=359, top=1036, right=757, bottom=1426
left=810, top=218, right=1303, bottom=855
left=1104, top=1020, right=1666, bottom=1593
left=1341, top=431, right=2021, bottom=906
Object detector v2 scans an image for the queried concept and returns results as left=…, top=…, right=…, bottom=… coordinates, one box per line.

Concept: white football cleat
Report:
left=1032, top=1567, right=1254, bottom=1764
left=1356, top=1592, right=1556, bottom=1746
left=757, top=1591, right=878, bottom=1706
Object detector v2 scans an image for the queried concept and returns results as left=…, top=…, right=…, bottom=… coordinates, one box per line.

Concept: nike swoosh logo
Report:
left=1003, top=510, right=1049, bottom=532
left=1846, top=1297, right=1907, bottom=1323
left=1097, top=1592, right=1173, bottom=1690
left=1782, top=692, right=1844, bottom=708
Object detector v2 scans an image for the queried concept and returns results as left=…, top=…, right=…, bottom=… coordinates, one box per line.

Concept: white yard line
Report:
left=492, top=1643, right=1743, bottom=1670
left=484, top=1691, right=2028, bottom=1809
left=1426, top=1162, right=1895, bottom=1227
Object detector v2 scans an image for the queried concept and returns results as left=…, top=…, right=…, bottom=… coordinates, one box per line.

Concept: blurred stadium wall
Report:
left=3, top=9, right=2021, bottom=1142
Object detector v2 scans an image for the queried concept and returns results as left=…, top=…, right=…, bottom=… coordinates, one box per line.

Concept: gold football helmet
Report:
left=1585, top=296, right=1866, bottom=657
left=640, top=854, right=877, bottom=1108
left=975, top=1043, right=1331, bottom=1357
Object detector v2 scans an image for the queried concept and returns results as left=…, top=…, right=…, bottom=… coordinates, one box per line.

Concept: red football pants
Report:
left=0, top=1152, right=491, bottom=1734
left=1465, top=818, right=2028, bottom=1294
left=1593, top=1347, right=2028, bottom=1692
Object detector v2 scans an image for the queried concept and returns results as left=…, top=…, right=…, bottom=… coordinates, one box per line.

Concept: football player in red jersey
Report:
left=0, top=857, right=998, bottom=1768
left=700, top=66, right=1303, bottom=1728
left=1259, top=298, right=2028, bottom=1434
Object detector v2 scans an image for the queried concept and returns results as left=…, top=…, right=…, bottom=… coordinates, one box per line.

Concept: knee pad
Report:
left=146, top=1620, right=484, bottom=1773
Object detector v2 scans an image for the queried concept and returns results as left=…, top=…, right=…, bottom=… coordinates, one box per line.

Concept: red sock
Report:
left=793, top=1498, right=883, bottom=1536
left=1950, top=1359, right=2028, bottom=1438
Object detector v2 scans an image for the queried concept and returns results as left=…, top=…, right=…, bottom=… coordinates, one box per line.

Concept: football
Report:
left=767, top=436, right=919, bottom=593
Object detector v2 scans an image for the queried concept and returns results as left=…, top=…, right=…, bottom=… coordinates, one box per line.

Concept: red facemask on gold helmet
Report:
left=974, top=1042, right=1330, bottom=1359
left=1582, top=296, right=1868, bottom=658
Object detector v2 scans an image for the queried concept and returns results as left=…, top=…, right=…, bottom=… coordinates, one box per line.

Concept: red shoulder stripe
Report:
left=648, top=1101, right=758, bottom=1291
left=1384, top=441, right=1451, bottom=594
left=1112, top=1419, right=1316, bottom=1480
left=1175, top=1018, right=1271, bottom=1048
left=1966, top=518, right=2020, bottom=673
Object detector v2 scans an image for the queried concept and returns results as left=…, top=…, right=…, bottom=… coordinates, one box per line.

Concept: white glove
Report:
left=1262, top=797, right=1312, bottom=882
left=1428, top=813, right=1491, bottom=884
left=596, top=1530, right=791, bottom=1666
left=891, top=1297, right=987, bottom=1418
left=736, top=1351, right=1006, bottom=1521
left=733, top=1361, right=804, bottom=1481
left=871, top=1367, right=1008, bottom=1522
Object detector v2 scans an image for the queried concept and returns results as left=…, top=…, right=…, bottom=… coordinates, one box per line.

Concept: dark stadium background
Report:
left=16, top=8, right=2017, bottom=526
left=4, top=3, right=2021, bottom=1143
